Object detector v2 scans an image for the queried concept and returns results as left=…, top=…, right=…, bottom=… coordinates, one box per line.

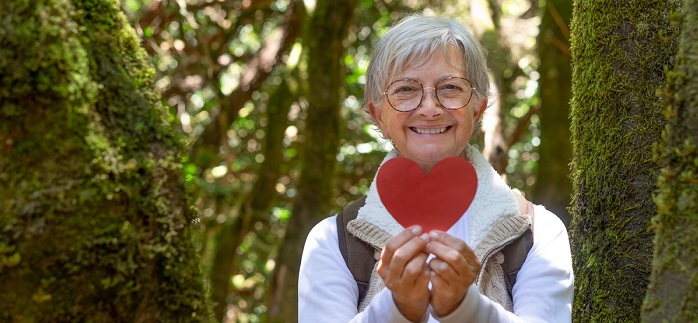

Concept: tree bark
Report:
left=533, top=0, right=573, bottom=225
left=0, top=0, right=207, bottom=321
left=569, top=0, right=679, bottom=322
left=266, top=0, right=359, bottom=320
left=642, top=1, right=698, bottom=321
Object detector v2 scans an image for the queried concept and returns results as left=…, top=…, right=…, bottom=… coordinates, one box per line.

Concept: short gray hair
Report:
left=364, top=14, right=490, bottom=108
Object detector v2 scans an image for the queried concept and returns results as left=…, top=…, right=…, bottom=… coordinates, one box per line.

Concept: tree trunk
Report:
left=266, top=0, right=358, bottom=321
left=533, top=0, right=573, bottom=225
left=642, top=1, right=698, bottom=321
left=209, top=76, right=296, bottom=322
left=0, top=0, right=207, bottom=321
left=480, top=1, right=519, bottom=174
left=569, top=0, right=679, bottom=322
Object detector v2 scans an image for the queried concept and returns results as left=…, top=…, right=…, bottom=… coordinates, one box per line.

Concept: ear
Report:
left=368, top=102, right=390, bottom=139
left=473, top=97, right=488, bottom=122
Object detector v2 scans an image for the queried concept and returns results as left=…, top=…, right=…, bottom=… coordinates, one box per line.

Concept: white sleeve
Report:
left=298, top=216, right=415, bottom=323
left=434, top=205, right=574, bottom=323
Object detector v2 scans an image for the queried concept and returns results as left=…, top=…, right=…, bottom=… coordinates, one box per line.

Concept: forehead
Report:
left=394, top=44, right=466, bottom=78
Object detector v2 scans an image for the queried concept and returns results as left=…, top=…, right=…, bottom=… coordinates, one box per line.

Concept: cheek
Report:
left=378, top=110, right=405, bottom=139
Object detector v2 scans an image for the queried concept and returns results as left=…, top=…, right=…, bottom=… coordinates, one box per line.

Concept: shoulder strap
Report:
left=501, top=193, right=535, bottom=299
left=336, top=195, right=374, bottom=307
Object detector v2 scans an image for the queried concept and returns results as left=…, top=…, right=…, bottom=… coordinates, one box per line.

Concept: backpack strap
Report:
left=336, top=195, right=374, bottom=306
left=501, top=193, right=535, bottom=299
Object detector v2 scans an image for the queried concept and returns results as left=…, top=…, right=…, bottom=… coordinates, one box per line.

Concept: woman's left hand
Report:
left=426, top=230, right=482, bottom=316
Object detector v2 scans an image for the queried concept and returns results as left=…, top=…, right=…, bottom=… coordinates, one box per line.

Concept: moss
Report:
left=642, top=0, right=698, bottom=321
left=0, top=0, right=209, bottom=321
left=569, top=0, right=680, bottom=322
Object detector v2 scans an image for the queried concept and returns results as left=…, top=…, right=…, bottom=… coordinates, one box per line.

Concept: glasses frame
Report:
left=382, top=76, right=476, bottom=112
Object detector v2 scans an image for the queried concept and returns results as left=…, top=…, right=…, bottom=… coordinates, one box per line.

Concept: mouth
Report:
left=410, top=126, right=451, bottom=134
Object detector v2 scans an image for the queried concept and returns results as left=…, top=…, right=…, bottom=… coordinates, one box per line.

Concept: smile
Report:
left=410, top=126, right=450, bottom=134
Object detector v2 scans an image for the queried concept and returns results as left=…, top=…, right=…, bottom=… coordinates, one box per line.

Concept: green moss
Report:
left=0, top=0, right=209, bottom=321
left=642, top=0, right=698, bottom=320
left=569, top=0, right=680, bottom=322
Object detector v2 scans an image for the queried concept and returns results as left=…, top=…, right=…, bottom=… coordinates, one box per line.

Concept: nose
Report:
left=417, top=87, right=443, bottom=117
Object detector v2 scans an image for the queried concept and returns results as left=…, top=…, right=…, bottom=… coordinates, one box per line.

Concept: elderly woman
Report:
left=298, top=14, right=573, bottom=322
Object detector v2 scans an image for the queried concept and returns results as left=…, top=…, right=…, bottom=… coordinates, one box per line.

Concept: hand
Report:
left=377, top=225, right=431, bottom=322
left=426, top=230, right=482, bottom=317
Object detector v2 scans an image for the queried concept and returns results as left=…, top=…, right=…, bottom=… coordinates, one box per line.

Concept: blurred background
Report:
left=121, top=0, right=572, bottom=321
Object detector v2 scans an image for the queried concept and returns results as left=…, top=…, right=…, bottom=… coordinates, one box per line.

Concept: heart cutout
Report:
left=376, top=157, right=477, bottom=232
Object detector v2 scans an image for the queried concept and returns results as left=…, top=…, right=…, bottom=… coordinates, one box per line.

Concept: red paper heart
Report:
left=376, top=157, right=477, bottom=232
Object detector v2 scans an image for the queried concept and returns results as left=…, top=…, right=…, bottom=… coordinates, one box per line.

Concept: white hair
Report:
left=364, top=14, right=490, bottom=108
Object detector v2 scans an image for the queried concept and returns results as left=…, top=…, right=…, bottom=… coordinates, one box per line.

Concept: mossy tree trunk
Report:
left=533, top=0, right=573, bottom=225
left=266, top=0, right=358, bottom=320
left=642, top=1, right=698, bottom=321
left=569, top=0, right=680, bottom=322
left=0, top=0, right=207, bottom=321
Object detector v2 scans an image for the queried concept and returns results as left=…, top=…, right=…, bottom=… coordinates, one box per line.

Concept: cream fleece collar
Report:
left=354, top=145, right=519, bottom=249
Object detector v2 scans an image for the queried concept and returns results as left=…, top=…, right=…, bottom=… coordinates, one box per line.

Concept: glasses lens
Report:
left=436, top=78, right=473, bottom=110
left=386, top=80, right=422, bottom=112
left=386, top=78, right=474, bottom=111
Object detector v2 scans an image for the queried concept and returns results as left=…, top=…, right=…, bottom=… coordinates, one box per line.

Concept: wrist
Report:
left=393, top=295, right=428, bottom=322
left=433, top=292, right=467, bottom=317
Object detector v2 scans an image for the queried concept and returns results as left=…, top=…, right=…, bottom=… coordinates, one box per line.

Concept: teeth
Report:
left=413, top=127, right=447, bottom=134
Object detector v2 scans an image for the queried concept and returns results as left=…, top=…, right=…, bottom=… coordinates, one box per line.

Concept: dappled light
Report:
left=6, top=0, right=697, bottom=321
left=119, top=0, right=568, bottom=321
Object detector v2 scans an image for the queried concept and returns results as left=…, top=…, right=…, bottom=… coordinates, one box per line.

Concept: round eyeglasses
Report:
left=382, top=77, right=476, bottom=112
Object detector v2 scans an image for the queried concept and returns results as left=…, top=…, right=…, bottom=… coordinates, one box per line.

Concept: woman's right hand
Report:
left=376, top=225, right=431, bottom=322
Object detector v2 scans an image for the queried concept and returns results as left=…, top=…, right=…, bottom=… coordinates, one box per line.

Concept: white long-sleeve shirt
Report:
left=299, top=147, right=573, bottom=322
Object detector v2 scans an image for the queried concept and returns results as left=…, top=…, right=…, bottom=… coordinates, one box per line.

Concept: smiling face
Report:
left=369, top=45, right=488, bottom=173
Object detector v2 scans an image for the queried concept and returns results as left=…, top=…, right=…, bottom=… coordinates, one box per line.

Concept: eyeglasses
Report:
left=382, top=77, right=476, bottom=112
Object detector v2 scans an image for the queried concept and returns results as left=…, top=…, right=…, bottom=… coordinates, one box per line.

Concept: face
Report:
left=369, top=45, right=488, bottom=173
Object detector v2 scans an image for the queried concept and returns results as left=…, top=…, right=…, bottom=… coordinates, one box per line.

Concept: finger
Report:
left=428, top=257, right=454, bottom=279
left=382, top=225, right=423, bottom=262
left=389, top=253, right=431, bottom=314
left=428, top=257, right=468, bottom=290
left=379, top=226, right=421, bottom=271
left=430, top=266, right=450, bottom=291
left=389, top=237, right=429, bottom=279
left=378, top=227, right=428, bottom=279
left=428, top=231, right=480, bottom=271
left=402, top=251, right=429, bottom=282
left=428, top=231, right=471, bottom=256
left=427, top=240, right=469, bottom=277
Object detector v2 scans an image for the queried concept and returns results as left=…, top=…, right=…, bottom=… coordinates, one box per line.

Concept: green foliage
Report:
left=122, top=0, right=554, bottom=320
left=0, top=0, right=208, bottom=321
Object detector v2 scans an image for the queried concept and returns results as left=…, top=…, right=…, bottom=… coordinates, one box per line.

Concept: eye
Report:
left=438, top=82, right=464, bottom=92
left=393, top=85, right=419, bottom=93
left=388, top=80, right=421, bottom=96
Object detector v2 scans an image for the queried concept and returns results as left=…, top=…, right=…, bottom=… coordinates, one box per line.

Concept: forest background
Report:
left=122, top=0, right=572, bottom=321
left=2, top=0, right=696, bottom=322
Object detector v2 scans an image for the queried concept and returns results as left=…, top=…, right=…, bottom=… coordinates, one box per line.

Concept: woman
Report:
left=298, top=14, right=573, bottom=322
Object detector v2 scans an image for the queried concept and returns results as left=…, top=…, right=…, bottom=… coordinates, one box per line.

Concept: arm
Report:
left=433, top=206, right=574, bottom=323
left=298, top=216, right=423, bottom=323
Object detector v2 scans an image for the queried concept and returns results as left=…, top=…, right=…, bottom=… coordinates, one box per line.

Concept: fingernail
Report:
left=411, top=226, right=422, bottom=234
left=429, top=231, right=439, bottom=238
left=420, top=233, right=430, bottom=241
